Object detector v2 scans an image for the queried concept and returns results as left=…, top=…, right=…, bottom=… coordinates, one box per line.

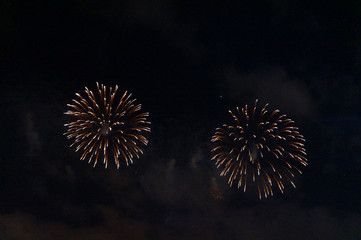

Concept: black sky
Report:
left=1, top=1, right=361, bottom=239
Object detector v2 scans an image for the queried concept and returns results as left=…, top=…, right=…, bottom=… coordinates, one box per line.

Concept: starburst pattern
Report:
left=64, top=82, right=151, bottom=168
left=211, top=100, right=307, bottom=199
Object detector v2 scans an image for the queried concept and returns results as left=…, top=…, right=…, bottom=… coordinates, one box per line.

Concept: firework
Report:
left=64, top=82, right=151, bottom=168
left=211, top=100, right=307, bottom=199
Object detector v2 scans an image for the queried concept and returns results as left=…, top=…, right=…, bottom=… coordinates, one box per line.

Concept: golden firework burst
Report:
left=64, top=82, right=151, bottom=168
left=211, top=100, right=307, bottom=199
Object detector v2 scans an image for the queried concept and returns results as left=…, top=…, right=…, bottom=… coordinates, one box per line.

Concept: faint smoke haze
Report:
left=224, top=66, right=316, bottom=118
left=24, top=112, right=41, bottom=156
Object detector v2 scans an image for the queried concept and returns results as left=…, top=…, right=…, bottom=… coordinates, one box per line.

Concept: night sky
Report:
left=1, top=1, right=361, bottom=239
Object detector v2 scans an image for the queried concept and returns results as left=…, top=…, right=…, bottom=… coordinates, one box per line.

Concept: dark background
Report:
left=1, top=1, right=361, bottom=239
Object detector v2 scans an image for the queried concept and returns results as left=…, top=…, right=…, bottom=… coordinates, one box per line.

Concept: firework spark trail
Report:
left=211, top=100, right=307, bottom=199
left=64, top=82, right=151, bottom=168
